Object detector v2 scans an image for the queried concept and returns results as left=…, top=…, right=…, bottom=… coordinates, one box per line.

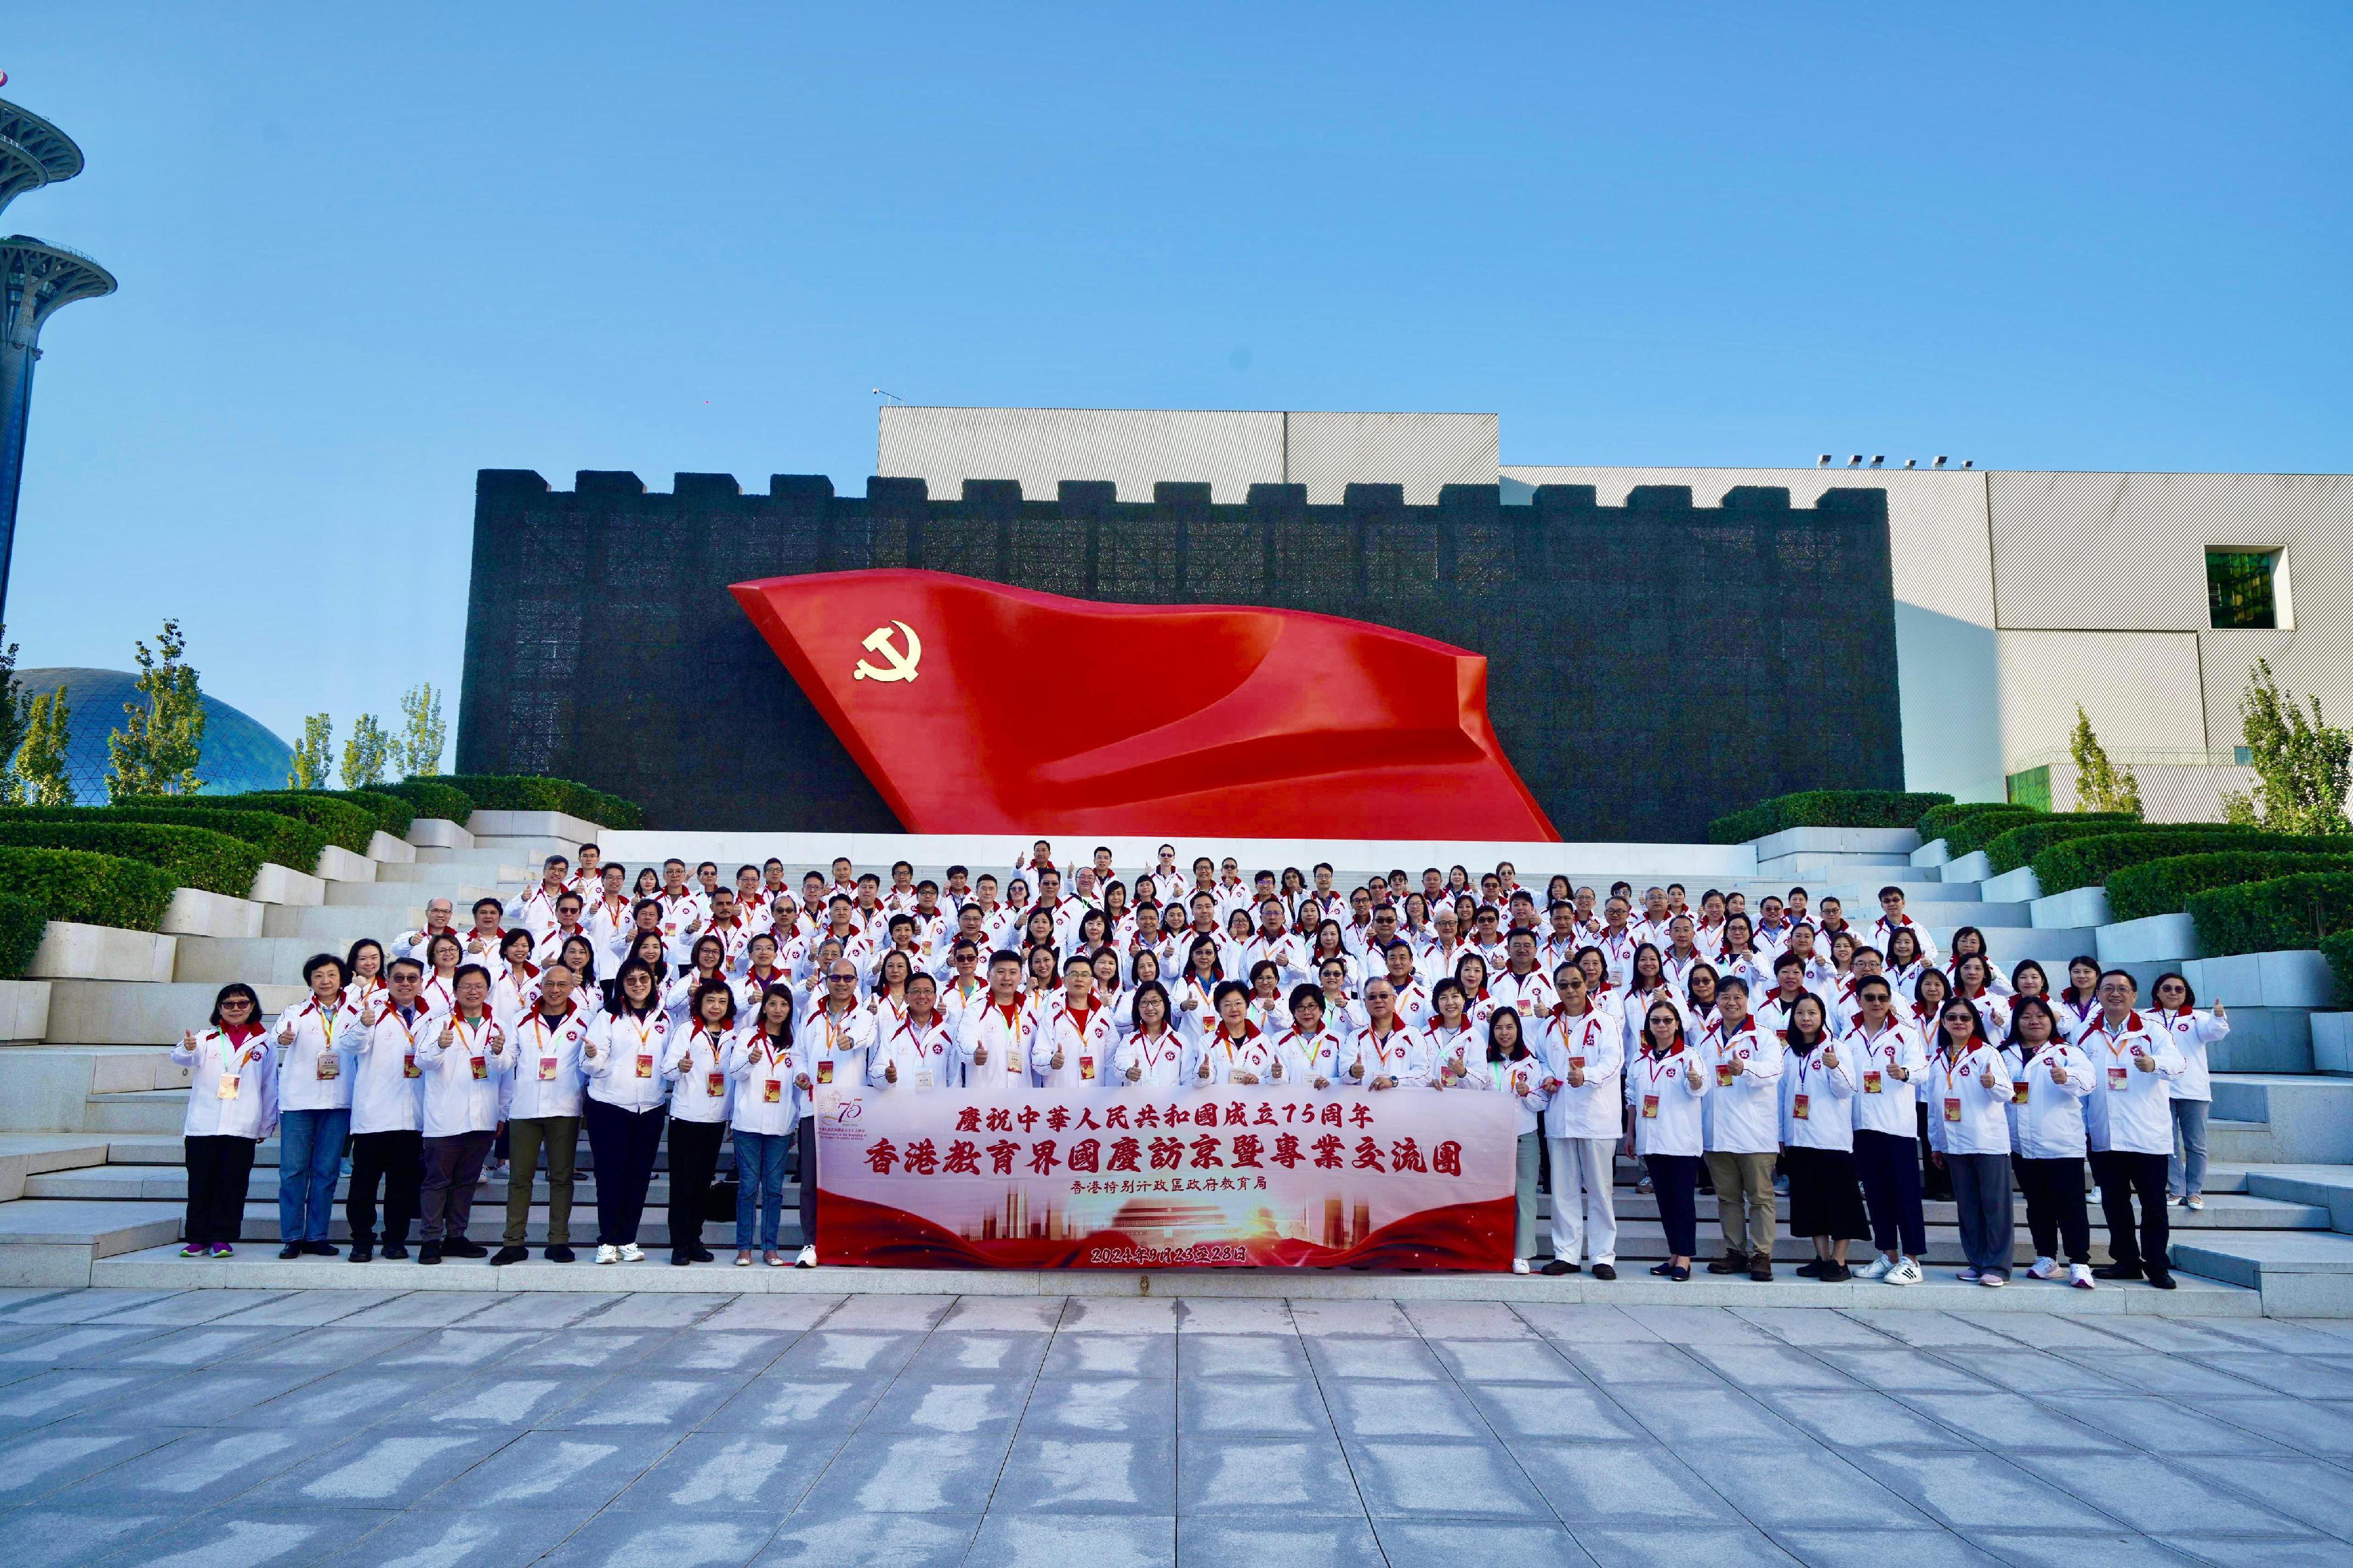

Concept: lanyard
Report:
left=312, top=999, right=340, bottom=1052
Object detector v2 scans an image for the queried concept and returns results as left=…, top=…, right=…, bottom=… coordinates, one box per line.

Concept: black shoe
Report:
left=442, top=1237, right=488, bottom=1259
left=304, top=1241, right=338, bottom=1257
left=1650, top=1262, right=1675, bottom=1276
left=671, top=1250, right=695, bottom=1266
left=2092, top=1262, right=2144, bottom=1281
left=2147, top=1272, right=2178, bottom=1290
left=348, top=1243, right=374, bottom=1263
left=545, top=1245, right=575, bottom=1262
left=1818, top=1261, right=1851, bottom=1282
left=382, top=1242, right=409, bottom=1260
left=278, top=1244, right=302, bottom=1260
left=691, top=1247, right=716, bottom=1263
left=1669, top=1265, right=1691, bottom=1282
left=1706, top=1252, right=1747, bottom=1275
left=491, top=1246, right=529, bottom=1266
left=1795, top=1259, right=1826, bottom=1278
left=1592, top=1263, right=1617, bottom=1282
left=1540, top=1260, right=1579, bottom=1276
left=418, top=1242, right=443, bottom=1266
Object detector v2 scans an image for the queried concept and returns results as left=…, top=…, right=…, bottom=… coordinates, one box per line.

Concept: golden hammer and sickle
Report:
left=852, top=620, right=922, bottom=683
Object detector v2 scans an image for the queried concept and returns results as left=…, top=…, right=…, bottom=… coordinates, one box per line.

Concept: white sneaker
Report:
left=1512, top=1258, right=1531, bottom=1275
left=795, top=1244, right=817, bottom=1269
left=2027, top=1256, right=2061, bottom=1280
left=1980, top=1272, right=2007, bottom=1288
left=2185, top=1196, right=2205, bottom=1212
left=617, top=1243, right=645, bottom=1262
left=1885, top=1257, right=1922, bottom=1286
left=1857, top=1255, right=1894, bottom=1282
left=1957, top=1267, right=1982, bottom=1284
left=595, top=1244, right=619, bottom=1265
left=2070, top=1263, right=2095, bottom=1289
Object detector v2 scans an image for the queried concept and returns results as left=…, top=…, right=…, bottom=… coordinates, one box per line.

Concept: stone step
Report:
left=2241, top=1163, right=2353, bottom=1233
left=324, top=880, right=499, bottom=909
left=0, top=1134, right=112, bottom=1201
left=2166, top=1229, right=2353, bottom=1316
left=261, top=905, right=428, bottom=945
left=81, top=1089, right=198, bottom=1134
left=406, top=819, right=475, bottom=851
left=372, top=860, right=536, bottom=886
left=0, top=1198, right=185, bottom=1285
left=2210, top=1075, right=2353, bottom=1165
left=42, top=980, right=306, bottom=1048
left=174, top=937, right=330, bottom=986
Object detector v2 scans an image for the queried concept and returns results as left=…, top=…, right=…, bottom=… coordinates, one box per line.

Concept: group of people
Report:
left=172, top=839, right=2225, bottom=1286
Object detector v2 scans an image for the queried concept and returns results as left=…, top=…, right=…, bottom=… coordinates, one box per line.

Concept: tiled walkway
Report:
left=0, top=1287, right=2350, bottom=1566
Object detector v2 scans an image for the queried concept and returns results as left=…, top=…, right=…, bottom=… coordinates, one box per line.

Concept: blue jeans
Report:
left=277, top=1106, right=351, bottom=1243
left=734, top=1130, right=794, bottom=1250
left=2169, top=1098, right=2210, bottom=1197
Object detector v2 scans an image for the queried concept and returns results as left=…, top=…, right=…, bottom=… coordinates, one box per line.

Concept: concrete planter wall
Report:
left=1749, top=826, right=1922, bottom=862
left=2029, top=885, right=2108, bottom=930
left=2311, top=1014, right=2352, bottom=1076
left=2183, top=949, right=2339, bottom=1010
left=406, top=818, right=474, bottom=850
left=160, top=889, right=264, bottom=940
left=2098, top=913, right=2201, bottom=966
left=313, top=846, right=378, bottom=883
left=1981, top=866, right=2041, bottom=904
left=28, top=922, right=176, bottom=984
left=365, top=830, right=416, bottom=864
left=468, top=809, right=606, bottom=844
left=0, top=980, right=52, bottom=1043
left=1911, top=838, right=1952, bottom=868
left=1944, top=850, right=1994, bottom=883
left=42, top=979, right=304, bottom=1047
left=248, top=863, right=326, bottom=906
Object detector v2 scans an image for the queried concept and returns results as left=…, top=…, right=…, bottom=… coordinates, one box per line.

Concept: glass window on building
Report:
left=2207, top=549, right=2282, bottom=629
left=2005, top=765, right=2051, bottom=813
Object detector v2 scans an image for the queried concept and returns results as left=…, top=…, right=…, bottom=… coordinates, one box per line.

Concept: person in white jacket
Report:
left=271, top=954, right=363, bottom=1260
left=1539, top=966, right=1622, bottom=1279
left=876, top=972, right=959, bottom=1090
left=1924, top=996, right=2015, bottom=1286
left=1626, top=999, right=1709, bottom=1280
left=1032, top=958, right=1121, bottom=1090
left=1114, top=982, right=1193, bottom=1088
left=1194, top=980, right=1278, bottom=1086
left=1698, top=979, right=1785, bottom=1281
left=2004, top=995, right=2097, bottom=1287
left=410, top=963, right=509, bottom=1265
left=726, top=984, right=803, bottom=1267
left=2149, top=972, right=2229, bottom=1211
left=1272, top=985, right=1350, bottom=1091
left=1778, top=995, right=1868, bottom=1282
left=959, top=952, right=1035, bottom=1092
left=660, top=980, right=738, bottom=1266
left=1843, top=976, right=1929, bottom=1286
left=492, top=963, right=592, bottom=1266
left=2081, top=970, right=2187, bottom=1289
left=346, top=959, right=430, bottom=1261
left=1465, top=1006, right=1551, bottom=1273
left=1348, top=978, right=1431, bottom=1092
left=172, top=983, right=280, bottom=1257
left=582, top=959, right=674, bottom=1264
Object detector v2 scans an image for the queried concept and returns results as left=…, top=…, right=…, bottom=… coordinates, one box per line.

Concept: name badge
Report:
left=2012, top=1080, right=2031, bottom=1105
left=706, top=1071, right=726, bottom=1096
left=635, top=1052, right=655, bottom=1079
left=1079, top=1055, right=1095, bottom=1080
left=764, top=1078, right=783, bottom=1103
left=1862, top=1069, right=1882, bottom=1094
left=404, top=1055, right=422, bottom=1079
left=1791, top=1092, right=1810, bottom=1120
left=1943, top=1096, right=1962, bottom=1123
left=914, top=1068, right=934, bottom=1090
left=315, top=1054, right=339, bottom=1080
left=2108, top=1067, right=2129, bottom=1090
left=1641, top=1093, right=1659, bottom=1119
left=1569, top=1056, right=1585, bottom=1072
left=816, top=1060, right=835, bottom=1085
left=1716, top=1062, right=1735, bottom=1086
left=539, top=1056, right=558, bottom=1081
left=216, top=1073, right=241, bottom=1100
left=470, top=1056, right=488, bottom=1081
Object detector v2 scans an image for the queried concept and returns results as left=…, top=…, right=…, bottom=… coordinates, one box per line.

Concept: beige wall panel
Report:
left=1285, top=412, right=1499, bottom=505
left=878, top=406, right=1284, bottom=503
left=1996, top=630, right=2207, bottom=766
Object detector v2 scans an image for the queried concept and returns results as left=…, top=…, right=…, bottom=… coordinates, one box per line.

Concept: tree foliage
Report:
left=0, top=627, right=26, bottom=806
left=288, top=713, right=334, bottom=790
left=340, top=713, right=390, bottom=790
left=105, top=619, right=206, bottom=802
left=2069, top=706, right=2142, bottom=818
left=395, top=682, right=446, bottom=777
left=2222, top=659, right=2352, bottom=836
left=16, top=688, right=75, bottom=807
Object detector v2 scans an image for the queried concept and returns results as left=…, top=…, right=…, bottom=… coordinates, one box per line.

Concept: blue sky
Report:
left=6, top=5, right=2349, bottom=750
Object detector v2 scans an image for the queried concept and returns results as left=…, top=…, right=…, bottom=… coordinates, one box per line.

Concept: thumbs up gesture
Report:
left=1821, top=1044, right=1839, bottom=1070
left=1126, top=1060, right=1142, bottom=1082
left=488, top=1023, right=504, bottom=1055
left=439, top=1016, right=455, bottom=1046
left=278, top=1019, right=296, bottom=1045
left=1979, top=1059, right=2002, bottom=1090
left=2132, top=1045, right=2155, bottom=1072
left=1198, top=1057, right=1212, bottom=1082
left=183, top=1028, right=199, bottom=1050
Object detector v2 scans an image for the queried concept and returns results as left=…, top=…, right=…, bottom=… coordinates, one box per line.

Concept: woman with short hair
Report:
left=660, top=980, right=736, bottom=1265
left=1927, top=997, right=2015, bottom=1286
left=726, top=985, right=800, bottom=1267
left=1779, top=995, right=1867, bottom=1282
left=174, top=983, right=279, bottom=1258
left=272, top=954, right=362, bottom=1259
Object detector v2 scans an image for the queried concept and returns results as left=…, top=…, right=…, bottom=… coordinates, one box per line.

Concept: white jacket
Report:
left=1272, top=1026, right=1350, bottom=1091
left=801, top=1003, right=876, bottom=1092
left=584, top=1007, right=674, bottom=1112
left=2004, top=1040, right=2094, bottom=1159
left=271, top=992, right=365, bottom=1113
left=1348, top=1022, right=1432, bottom=1090
left=725, top=1024, right=806, bottom=1134
left=1424, top=1022, right=1489, bottom=1087
left=1194, top=1023, right=1279, bottom=1087
left=172, top=1026, right=279, bottom=1140
left=1699, top=1015, right=1784, bottom=1156
left=1472, top=1053, right=1551, bottom=1136
left=1625, top=1045, right=1709, bottom=1157
left=956, top=997, right=1033, bottom=1090
left=1840, top=1016, right=1928, bottom=1138
left=874, top=1012, right=958, bottom=1092
left=1538, top=1008, right=1624, bottom=1140
left=2079, top=1010, right=2185, bottom=1155
left=1112, top=1026, right=1194, bottom=1089
left=2153, top=1007, right=2228, bottom=1103
left=351, top=1003, right=429, bottom=1135
left=412, top=1012, right=509, bottom=1137
left=1029, top=1002, right=1120, bottom=1090
left=1924, top=1042, right=2012, bottom=1157
left=1779, top=1044, right=1857, bottom=1151
left=661, top=1022, right=736, bottom=1123
left=501, top=1001, right=591, bottom=1121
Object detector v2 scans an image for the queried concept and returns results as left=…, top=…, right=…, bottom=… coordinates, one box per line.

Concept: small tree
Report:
left=106, top=618, right=206, bottom=801
left=0, top=626, right=28, bottom=806
left=341, top=713, right=390, bottom=790
left=17, top=688, right=75, bottom=806
left=395, top=682, right=447, bottom=776
left=2069, top=705, right=2142, bottom=818
left=288, top=713, right=335, bottom=790
left=2222, top=659, right=2352, bottom=835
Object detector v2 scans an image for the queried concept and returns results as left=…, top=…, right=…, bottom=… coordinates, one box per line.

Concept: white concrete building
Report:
left=879, top=407, right=2350, bottom=813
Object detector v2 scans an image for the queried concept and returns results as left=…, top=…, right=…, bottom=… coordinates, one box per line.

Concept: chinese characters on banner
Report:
left=815, top=1087, right=1517, bottom=1270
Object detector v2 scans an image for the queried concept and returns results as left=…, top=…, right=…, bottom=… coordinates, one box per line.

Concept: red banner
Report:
left=814, top=1086, right=1517, bottom=1270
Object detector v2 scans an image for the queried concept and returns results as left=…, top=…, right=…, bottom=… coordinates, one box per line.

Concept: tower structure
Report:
left=0, top=99, right=114, bottom=620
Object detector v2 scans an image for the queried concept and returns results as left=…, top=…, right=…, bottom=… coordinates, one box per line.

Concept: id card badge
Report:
left=1715, top=1062, right=1735, bottom=1087
left=2012, top=1080, right=2031, bottom=1105
left=1862, top=1069, right=1882, bottom=1095
left=816, top=1059, right=835, bottom=1085
left=1943, top=1095, right=1962, bottom=1123
left=706, top=1070, right=725, bottom=1097
left=315, top=1053, right=339, bottom=1081
left=1569, top=1056, right=1585, bottom=1073
left=215, top=1073, right=240, bottom=1100
left=2108, top=1066, right=2129, bottom=1090
left=1079, top=1055, right=1096, bottom=1081
left=763, top=1077, right=782, bottom=1103
left=539, top=1056, right=558, bottom=1081
left=1791, top=1092, right=1810, bottom=1121
left=635, top=1052, right=654, bottom=1079
left=403, top=1054, right=421, bottom=1079
left=470, top=1055, right=488, bottom=1081
left=914, top=1068, right=934, bottom=1089
left=1641, top=1093, right=1659, bottom=1119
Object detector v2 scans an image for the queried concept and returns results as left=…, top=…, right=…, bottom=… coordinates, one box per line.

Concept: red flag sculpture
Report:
left=731, top=568, right=1558, bottom=840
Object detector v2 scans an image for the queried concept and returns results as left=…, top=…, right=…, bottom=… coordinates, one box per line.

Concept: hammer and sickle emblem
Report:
left=852, top=620, right=922, bottom=683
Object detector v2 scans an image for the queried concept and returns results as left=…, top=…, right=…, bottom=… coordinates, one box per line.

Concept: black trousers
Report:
left=584, top=1097, right=666, bottom=1246
left=346, top=1129, right=423, bottom=1246
left=2091, top=1149, right=2171, bottom=1275
left=666, top=1118, right=727, bottom=1254
left=796, top=1115, right=819, bottom=1249
left=184, top=1136, right=256, bottom=1245
left=2018, top=1155, right=2092, bottom=1265
left=1645, top=1153, right=1702, bottom=1259
left=1916, top=1103, right=1951, bottom=1199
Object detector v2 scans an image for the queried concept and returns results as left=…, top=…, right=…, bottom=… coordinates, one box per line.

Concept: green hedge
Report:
left=383, top=777, right=474, bottom=823
left=1941, top=808, right=2047, bottom=858
left=0, top=805, right=331, bottom=876
left=0, top=822, right=263, bottom=900
left=1982, top=813, right=2154, bottom=875
left=2323, top=931, right=2353, bottom=1009
left=2187, top=872, right=2353, bottom=958
left=203, top=793, right=376, bottom=854
left=305, top=789, right=416, bottom=839
left=2032, top=829, right=2345, bottom=898
left=1916, top=801, right=2029, bottom=844
left=2107, top=852, right=2353, bottom=924
left=442, top=774, right=645, bottom=831
left=0, top=847, right=176, bottom=932
left=0, top=894, right=44, bottom=979
left=1707, top=790, right=1953, bottom=845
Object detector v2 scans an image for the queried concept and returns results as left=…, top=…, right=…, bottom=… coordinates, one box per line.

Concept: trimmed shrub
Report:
left=2108, top=852, right=2353, bottom=924
left=0, top=806, right=331, bottom=876
left=1707, top=790, right=1952, bottom=845
left=1916, top=801, right=2028, bottom=844
left=308, top=789, right=416, bottom=839
left=2323, top=930, right=2353, bottom=1009
left=2032, top=829, right=2346, bottom=897
left=442, top=774, right=646, bottom=831
left=1982, top=814, right=2157, bottom=875
left=203, top=793, right=376, bottom=854
left=2187, top=872, right=2353, bottom=958
left=0, top=847, right=176, bottom=932
left=0, top=822, right=263, bottom=900
left=384, top=777, right=474, bottom=823
left=0, top=894, right=44, bottom=979
left=1942, top=808, right=2046, bottom=858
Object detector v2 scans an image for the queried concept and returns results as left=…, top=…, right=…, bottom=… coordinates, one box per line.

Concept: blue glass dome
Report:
left=14, top=668, right=294, bottom=805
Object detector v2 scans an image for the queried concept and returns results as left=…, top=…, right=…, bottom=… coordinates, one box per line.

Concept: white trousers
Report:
left=1547, top=1135, right=1618, bottom=1265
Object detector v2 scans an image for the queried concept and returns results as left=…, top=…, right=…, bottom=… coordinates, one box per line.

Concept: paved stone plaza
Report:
left=2, top=1288, right=2352, bottom=1567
